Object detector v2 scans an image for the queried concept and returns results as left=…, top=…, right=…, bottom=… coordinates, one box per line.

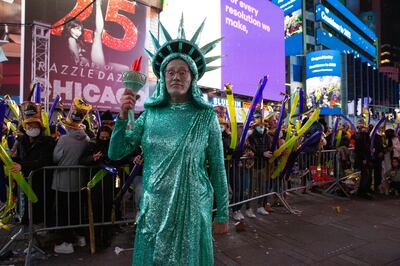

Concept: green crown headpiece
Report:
left=145, top=15, right=222, bottom=80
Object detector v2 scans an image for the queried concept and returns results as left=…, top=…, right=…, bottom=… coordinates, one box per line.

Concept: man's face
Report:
left=164, top=59, right=192, bottom=100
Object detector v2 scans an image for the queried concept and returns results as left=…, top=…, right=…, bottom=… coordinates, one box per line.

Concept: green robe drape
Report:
left=109, top=101, right=229, bottom=265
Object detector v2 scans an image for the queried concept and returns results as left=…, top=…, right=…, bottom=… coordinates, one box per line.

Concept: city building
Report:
left=272, top=0, right=400, bottom=116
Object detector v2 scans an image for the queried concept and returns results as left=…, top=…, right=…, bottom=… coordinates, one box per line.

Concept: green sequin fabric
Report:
left=109, top=54, right=229, bottom=265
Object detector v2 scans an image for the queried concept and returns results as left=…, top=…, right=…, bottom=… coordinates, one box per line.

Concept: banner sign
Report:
left=24, top=0, right=149, bottom=112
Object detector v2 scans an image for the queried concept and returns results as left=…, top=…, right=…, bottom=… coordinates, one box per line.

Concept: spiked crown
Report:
left=145, top=15, right=221, bottom=80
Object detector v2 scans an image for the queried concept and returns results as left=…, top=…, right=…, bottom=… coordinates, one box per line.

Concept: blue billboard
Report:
left=272, top=0, right=303, bottom=56
left=315, top=28, right=375, bottom=66
left=325, top=0, right=376, bottom=42
left=306, top=50, right=342, bottom=115
left=272, top=0, right=301, bottom=15
left=315, top=4, right=376, bottom=59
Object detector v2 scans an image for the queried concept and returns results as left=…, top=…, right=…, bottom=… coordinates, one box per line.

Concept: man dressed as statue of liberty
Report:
left=108, top=17, right=229, bottom=265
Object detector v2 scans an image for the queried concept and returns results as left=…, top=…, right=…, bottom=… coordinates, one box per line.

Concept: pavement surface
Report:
left=1, top=192, right=400, bottom=265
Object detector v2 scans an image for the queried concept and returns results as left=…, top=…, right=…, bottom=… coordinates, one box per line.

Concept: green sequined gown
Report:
left=109, top=101, right=229, bottom=266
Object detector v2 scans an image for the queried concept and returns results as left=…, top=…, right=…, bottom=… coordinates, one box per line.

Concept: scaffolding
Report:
left=31, top=22, right=51, bottom=112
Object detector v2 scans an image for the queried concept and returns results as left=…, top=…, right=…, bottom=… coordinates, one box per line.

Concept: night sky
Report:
left=381, top=0, right=400, bottom=46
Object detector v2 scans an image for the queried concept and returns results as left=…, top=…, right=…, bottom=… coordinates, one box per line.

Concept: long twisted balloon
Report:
left=271, top=95, right=288, bottom=152
left=225, top=84, right=237, bottom=157
left=237, top=75, right=268, bottom=153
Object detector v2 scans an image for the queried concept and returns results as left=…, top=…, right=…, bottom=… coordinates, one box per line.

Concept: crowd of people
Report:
left=2, top=96, right=400, bottom=257
left=0, top=99, right=143, bottom=254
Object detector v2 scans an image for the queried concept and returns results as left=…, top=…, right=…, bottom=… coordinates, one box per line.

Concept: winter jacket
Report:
left=52, top=128, right=89, bottom=192
left=247, top=129, right=271, bottom=169
left=14, top=134, right=55, bottom=177
left=354, top=131, right=371, bottom=170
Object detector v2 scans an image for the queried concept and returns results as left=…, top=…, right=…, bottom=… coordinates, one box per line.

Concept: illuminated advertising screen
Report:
left=315, top=4, right=376, bottom=59
left=272, top=0, right=303, bottom=56
left=161, top=0, right=285, bottom=101
left=306, top=50, right=342, bottom=115
left=23, top=0, right=150, bottom=112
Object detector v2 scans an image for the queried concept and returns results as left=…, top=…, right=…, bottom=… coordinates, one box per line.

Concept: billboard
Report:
left=306, top=50, right=342, bottom=115
left=324, top=0, right=376, bottom=42
left=315, top=28, right=374, bottom=66
left=23, top=0, right=150, bottom=112
left=161, top=0, right=285, bottom=101
left=315, top=4, right=376, bottom=59
left=272, top=0, right=303, bottom=56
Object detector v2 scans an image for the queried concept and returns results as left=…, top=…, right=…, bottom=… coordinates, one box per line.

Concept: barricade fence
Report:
left=26, top=165, right=136, bottom=233
left=23, top=150, right=354, bottom=231
left=225, top=148, right=355, bottom=210
left=4, top=148, right=356, bottom=264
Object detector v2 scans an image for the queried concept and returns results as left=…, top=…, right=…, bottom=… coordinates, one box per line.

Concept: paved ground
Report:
left=1, top=192, right=400, bottom=265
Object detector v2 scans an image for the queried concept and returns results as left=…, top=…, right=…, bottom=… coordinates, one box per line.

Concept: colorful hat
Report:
left=145, top=15, right=222, bottom=80
left=62, top=98, right=92, bottom=129
left=20, top=101, right=43, bottom=128
left=251, top=109, right=263, bottom=127
left=213, top=106, right=229, bottom=125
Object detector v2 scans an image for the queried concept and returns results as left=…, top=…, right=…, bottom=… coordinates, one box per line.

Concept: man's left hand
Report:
left=212, top=222, right=228, bottom=235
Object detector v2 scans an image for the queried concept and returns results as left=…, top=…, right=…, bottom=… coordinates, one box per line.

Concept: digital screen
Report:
left=272, top=0, right=303, bottom=56
left=306, top=50, right=342, bottom=115
left=315, top=28, right=375, bottom=66
left=315, top=4, right=376, bottom=59
left=324, top=0, right=377, bottom=42
left=161, top=0, right=286, bottom=101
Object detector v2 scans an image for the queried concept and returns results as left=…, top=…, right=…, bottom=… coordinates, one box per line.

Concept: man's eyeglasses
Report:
left=165, top=70, right=190, bottom=79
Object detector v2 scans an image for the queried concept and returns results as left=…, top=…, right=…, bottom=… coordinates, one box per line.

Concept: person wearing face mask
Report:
left=247, top=111, right=273, bottom=216
left=79, top=124, right=115, bottom=249
left=10, top=102, right=55, bottom=225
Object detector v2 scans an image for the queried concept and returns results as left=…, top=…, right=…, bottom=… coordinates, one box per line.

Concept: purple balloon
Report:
left=237, top=75, right=268, bottom=153
left=331, top=116, right=339, bottom=147
left=48, top=95, right=61, bottom=125
left=339, top=114, right=356, bottom=132
left=370, top=115, right=386, bottom=154
left=299, top=88, right=304, bottom=115
left=0, top=101, right=6, bottom=134
left=271, top=95, right=287, bottom=152
left=95, top=110, right=102, bottom=128
left=35, top=83, right=41, bottom=104
left=279, top=130, right=322, bottom=180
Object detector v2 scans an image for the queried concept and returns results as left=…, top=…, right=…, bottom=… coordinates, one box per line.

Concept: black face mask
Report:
left=97, top=139, right=110, bottom=151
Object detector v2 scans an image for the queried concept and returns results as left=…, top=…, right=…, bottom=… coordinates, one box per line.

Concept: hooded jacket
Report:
left=52, top=127, right=89, bottom=192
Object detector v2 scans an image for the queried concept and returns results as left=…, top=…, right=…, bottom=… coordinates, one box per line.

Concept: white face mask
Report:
left=256, top=126, right=264, bottom=134
left=220, top=125, right=226, bottom=132
left=26, top=128, right=41, bottom=137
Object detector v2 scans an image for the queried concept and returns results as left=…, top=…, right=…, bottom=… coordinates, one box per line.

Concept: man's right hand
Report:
left=119, top=89, right=137, bottom=120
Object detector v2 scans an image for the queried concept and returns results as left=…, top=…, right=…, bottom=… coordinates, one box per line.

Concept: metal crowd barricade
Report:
left=22, top=165, right=136, bottom=265
left=225, top=148, right=357, bottom=216
left=225, top=157, right=300, bottom=215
